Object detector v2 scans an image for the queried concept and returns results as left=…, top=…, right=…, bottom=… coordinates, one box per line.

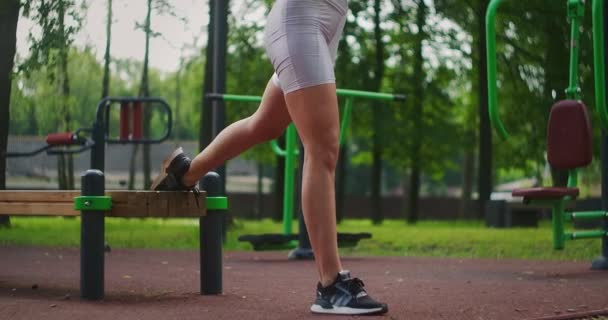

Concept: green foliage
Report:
left=8, top=0, right=608, bottom=195
left=19, top=0, right=85, bottom=78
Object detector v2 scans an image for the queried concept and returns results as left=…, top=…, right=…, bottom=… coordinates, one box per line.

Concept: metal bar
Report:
left=593, top=0, right=608, bottom=130
left=565, top=0, right=584, bottom=100
left=6, top=145, right=52, bottom=158
left=567, top=168, right=578, bottom=189
left=132, top=101, right=143, bottom=140
left=119, top=102, right=130, bottom=140
left=288, top=141, right=314, bottom=260
left=200, top=172, right=223, bottom=295
left=91, top=120, right=105, bottom=171
left=552, top=201, right=566, bottom=250
left=568, top=211, right=608, bottom=220
left=566, top=230, right=608, bottom=240
left=593, top=2, right=608, bottom=269
left=339, top=97, right=354, bottom=146
left=486, top=0, right=509, bottom=139
left=80, top=169, right=105, bottom=300
left=207, top=90, right=404, bottom=103
left=336, top=88, right=404, bottom=101
left=283, top=124, right=297, bottom=235
left=95, top=97, right=173, bottom=145
left=270, top=140, right=287, bottom=157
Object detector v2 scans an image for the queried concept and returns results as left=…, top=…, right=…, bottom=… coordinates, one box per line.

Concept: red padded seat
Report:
left=512, top=100, right=590, bottom=201
left=512, top=187, right=579, bottom=200
left=546, top=100, right=592, bottom=169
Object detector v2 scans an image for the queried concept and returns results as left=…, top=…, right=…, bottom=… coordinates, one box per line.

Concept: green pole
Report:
left=337, top=88, right=403, bottom=101
left=486, top=0, right=509, bottom=139
left=566, top=0, right=584, bottom=100
left=593, top=0, right=608, bottom=129
left=282, top=124, right=297, bottom=235
left=553, top=201, right=566, bottom=250
left=339, top=97, right=354, bottom=146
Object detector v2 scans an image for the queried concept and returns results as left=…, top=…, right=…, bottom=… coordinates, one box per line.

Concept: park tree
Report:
left=18, top=0, right=85, bottom=190
left=128, top=0, right=184, bottom=190
left=406, top=0, right=428, bottom=223
left=0, top=0, right=20, bottom=227
left=370, top=0, right=387, bottom=224
left=435, top=0, right=491, bottom=217
left=101, top=0, right=112, bottom=99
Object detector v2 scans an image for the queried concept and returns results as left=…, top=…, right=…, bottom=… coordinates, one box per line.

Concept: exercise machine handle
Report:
left=95, top=97, right=173, bottom=144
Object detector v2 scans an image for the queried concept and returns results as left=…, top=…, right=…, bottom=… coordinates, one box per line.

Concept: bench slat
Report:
left=0, top=202, right=79, bottom=216
left=0, top=191, right=207, bottom=217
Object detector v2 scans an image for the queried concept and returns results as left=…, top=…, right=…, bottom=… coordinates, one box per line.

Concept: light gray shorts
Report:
left=264, top=0, right=348, bottom=94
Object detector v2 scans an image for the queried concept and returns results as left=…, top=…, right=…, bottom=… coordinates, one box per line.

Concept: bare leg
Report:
left=182, top=81, right=291, bottom=186
left=284, top=83, right=342, bottom=286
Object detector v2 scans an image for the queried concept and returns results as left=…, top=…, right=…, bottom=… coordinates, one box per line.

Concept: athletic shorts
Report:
left=264, top=0, right=348, bottom=94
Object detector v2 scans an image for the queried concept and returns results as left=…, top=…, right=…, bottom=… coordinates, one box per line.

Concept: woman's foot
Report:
left=310, top=271, right=388, bottom=315
left=151, top=147, right=196, bottom=191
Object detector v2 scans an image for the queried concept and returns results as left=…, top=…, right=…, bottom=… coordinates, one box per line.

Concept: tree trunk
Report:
left=543, top=10, right=569, bottom=187
left=371, top=0, right=385, bottom=224
left=141, top=0, right=152, bottom=189
left=0, top=0, right=20, bottom=227
left=175, top=56, right=183, bottom=142
left=200, top=0, right=215, bottom=153
left=407, top=0, right=427, bottom=224
left=460, top=150, right=474, bottom=218
left=476, top=0, right=492, bottom=218
left=58, top=2, right=74, bottom=190
left=129, top=0, right=152, bottom=190
left=101, top=0, right=112, bottom=99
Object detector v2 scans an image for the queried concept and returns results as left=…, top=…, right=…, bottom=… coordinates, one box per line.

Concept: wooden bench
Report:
left=0, top=190, right=208, bottom=217
left=0, top=170, right=227, bottom=300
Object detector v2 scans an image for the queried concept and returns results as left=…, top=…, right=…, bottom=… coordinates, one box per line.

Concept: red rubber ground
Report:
left=1, top=246, right=607, bottom=320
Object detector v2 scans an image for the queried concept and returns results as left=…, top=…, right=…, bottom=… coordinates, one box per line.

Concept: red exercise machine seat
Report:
left=512, top=100, right=591, bottom=202
left=512, top=187, right=579, bottom=200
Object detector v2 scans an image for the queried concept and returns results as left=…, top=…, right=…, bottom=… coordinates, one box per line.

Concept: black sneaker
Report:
left=311, top=271, right=388, bottom=315
left=151, top=147, right=196, bottom=191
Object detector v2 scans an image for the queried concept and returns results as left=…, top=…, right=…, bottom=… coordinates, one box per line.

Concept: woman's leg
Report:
left=181, top=80, right=291, bottom=186
left=283, top=83, right=342, bottom=286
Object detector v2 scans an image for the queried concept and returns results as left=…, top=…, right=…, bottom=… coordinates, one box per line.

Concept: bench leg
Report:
left=81, top=170, right=105, bottom=300
left=200, top=172, right=223, bottom=294
left=592, top=215, right=608, bottom=269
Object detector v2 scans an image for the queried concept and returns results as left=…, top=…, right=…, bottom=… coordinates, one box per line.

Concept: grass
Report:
left=0, top=217, right=603, bottom=261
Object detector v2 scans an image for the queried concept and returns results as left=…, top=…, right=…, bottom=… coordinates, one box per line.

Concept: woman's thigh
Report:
left=264, top=0, right=347, bottom=94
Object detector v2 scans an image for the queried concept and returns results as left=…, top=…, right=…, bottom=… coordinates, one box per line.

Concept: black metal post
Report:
left=592, top=3, right=608, bottom=270
left=288, top=142, right=314, bottom=260
left=90, top=120, right=105, bottom=171
left=592, top=130, right=608, bottom=269
left=200, top=172, right=223, bottom=294
left=80, top=169, right=105, bottom=300
left=210, top=0, right=229, bottom=239
left=211, top=0, right=228, bottom=189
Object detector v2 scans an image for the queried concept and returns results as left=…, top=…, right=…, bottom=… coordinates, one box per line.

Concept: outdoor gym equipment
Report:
left=2, top=97, right=229, bottom=298
left=487, top=0, right=608, bottom=269
left=207, top=89, right=405, bottom=256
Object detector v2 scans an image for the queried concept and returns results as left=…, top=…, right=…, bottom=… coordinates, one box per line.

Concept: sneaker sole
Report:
left=150, top=147, right=185, bottom=191
left=310, top=304, right=387, bottom=315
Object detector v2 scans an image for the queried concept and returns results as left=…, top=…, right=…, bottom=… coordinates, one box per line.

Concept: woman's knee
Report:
left=305, top=138, right=340, bottom=171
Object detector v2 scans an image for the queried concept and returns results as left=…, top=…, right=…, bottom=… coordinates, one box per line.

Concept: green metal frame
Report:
left=215, top=89, right=404, bottom=239
left=486, top=0, right=608, bottom=251
left=206, top=196, right=229, bottom=210
left=74, top=196, right=112, bottom=211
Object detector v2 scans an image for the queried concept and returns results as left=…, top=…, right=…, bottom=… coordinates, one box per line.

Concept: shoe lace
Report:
left=346, top=278, right=365, bottom=295
left=191, top=187, right=201, bottom=208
